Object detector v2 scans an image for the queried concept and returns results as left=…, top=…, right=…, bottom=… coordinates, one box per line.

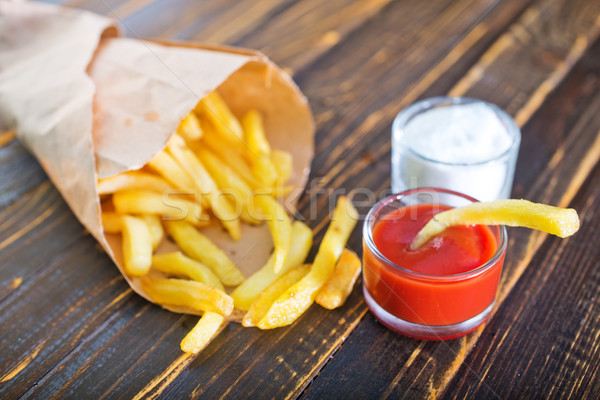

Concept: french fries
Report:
left=181, top=312, right=225, bottom=354
left=147, top=151, right=195, bottom=191
left=96, top=91, right=361, bottom=355
left=253, top=195, right=292, bottom=274
left=231, top=221, right=312, bottom=310
left=164, top=220, right=245, bottom=287
left=411, top=199, right=580, bottom=250
left=196, top=147, right=264, bottom=225
left=142, top=214, right=164, bottom=250
left=101, top=211, right=122, bottom=234
left=197, top=91, right=244, bottom=145
left=177, top=112, right=203, bottom=142
left=112, top=190, right=206, bottom=227
left=121, top=215, right=152, bottom=276
left=141, top=276, right=233, bottom=316
left=242, top=264, right=310, bottom=327
left=167, top=135, right=241, bottom=240
left=257, top=197, right=358, bottom=329
left=97, top=171, right=173, bottom=195
left=271, top=150, right=293, bottom=184
left=242, top=110, right=277, bottom=186
left=102, top=212, right=164, bottom=251
left=152, top=252, right=224, bottom=292
left=316, top=249, right=362, bottom=310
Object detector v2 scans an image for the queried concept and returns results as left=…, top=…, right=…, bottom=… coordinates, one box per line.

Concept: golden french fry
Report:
left=196, top=147, right=252, bottom=197
left=121, top=215, right=152, bottom=276
left=250, top=157, right=278, bottom=188
left=167, top=135, right=241, bottom=241
left=231, top=221, right=312, bottom=310
left=243, top=110, right=271, bottom=155
left=200, top=126, right=293, bottom=194
left=112, top=190, right=206, bottom=227
left=243, top=264, right=310, bottom=327
left=141, top=276, right=233, bottom=316
left=164, top=220, right=245, bottom=286
left=152, top=252, right=224, bottom=292
left=199, top=130, right=267, bottom=190
left=197, top=147, right=264, bottom=225
left=147, top=150, right=195, bottom=191
left=167, top=134, right=217, bottom=194
left=252, top=195, right=292, bottom=273
left=316, top=249, right=362, bottom=310
left=102, top=211, right=122, bottom=234
left=141, top=214, right=164, bottom=250
left=97, top=171, right=173, bottom=195
left=197, top=91, right=243, bottom=145
left=177, top=112, right=203, bottom=142
left=257, top=196, right=358, bottom=329
left=411, top=199, right=580, bottom=250
left=242, top=110, right=277, bottom=186
left=271, top=150, right=293, bottom=184
left=181, top=312, right=225, bottom=354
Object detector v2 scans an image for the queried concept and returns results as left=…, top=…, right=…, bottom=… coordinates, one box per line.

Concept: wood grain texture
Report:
left=1, top=0, right=507, bottom=397
left=442, top=127, right=600, bottom=400
left=299, top=0, right=600, bottom=398
left=0, top=140, right=46, bottom=209
left=2, top=0, right=600, bottom=398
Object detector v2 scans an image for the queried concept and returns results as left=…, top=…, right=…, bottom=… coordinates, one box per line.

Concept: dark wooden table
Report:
left=2, top=0, right=600, bottom=398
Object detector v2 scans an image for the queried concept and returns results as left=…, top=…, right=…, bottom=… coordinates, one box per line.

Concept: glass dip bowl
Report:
left=362, top=188, right=507, bottom=340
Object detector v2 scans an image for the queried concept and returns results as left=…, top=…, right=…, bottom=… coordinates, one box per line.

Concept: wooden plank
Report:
left=102, top=0, right=531, bottom=398
left=104, top=0, right=394, bottom=75
left=162, top=0, right=299, bottom=44
left=60, top=0, right=143, bottom=16
left=224, top=0, right=392, bottom=73
left=0, top=183, right=88, bottom=301
left=0, top=238, right=133, bottom=398
left=298, top=3, right=600, bottom=398
left=291, top=0, right=532, bottom=216
left=444, top=147, right=600, bottom=399
left=0, top=0, right=523, bottom=398
left=0, top=140, right=46, bottom=209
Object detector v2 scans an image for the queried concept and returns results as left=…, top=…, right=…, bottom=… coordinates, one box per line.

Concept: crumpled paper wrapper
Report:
left=0, top=1, right=314, bottom=318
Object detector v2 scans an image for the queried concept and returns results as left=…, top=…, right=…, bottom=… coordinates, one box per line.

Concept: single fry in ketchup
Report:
left=411, top=199, right=580, bottom=250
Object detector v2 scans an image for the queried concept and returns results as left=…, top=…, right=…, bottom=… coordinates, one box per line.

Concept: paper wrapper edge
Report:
left=1, top=3, right=315, bottom=321
left=96, top=41, right=315, bottom=320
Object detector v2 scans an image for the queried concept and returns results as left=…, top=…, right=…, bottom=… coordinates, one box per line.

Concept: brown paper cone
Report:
left=0, top=1, right=315, bottom=319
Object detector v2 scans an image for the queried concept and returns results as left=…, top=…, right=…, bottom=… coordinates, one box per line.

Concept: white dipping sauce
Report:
left=392, top=101, right=520, bottom=202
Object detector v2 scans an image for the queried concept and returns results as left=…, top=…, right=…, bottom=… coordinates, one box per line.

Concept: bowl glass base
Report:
left=363, top=285, right=494, bottom=340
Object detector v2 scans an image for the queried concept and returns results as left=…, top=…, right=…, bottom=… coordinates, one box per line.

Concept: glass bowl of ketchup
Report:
left=362, top=188, right=507, bottom=340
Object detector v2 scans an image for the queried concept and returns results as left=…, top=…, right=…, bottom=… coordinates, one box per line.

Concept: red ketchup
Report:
left=363, top=202, right=505, bottom=340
